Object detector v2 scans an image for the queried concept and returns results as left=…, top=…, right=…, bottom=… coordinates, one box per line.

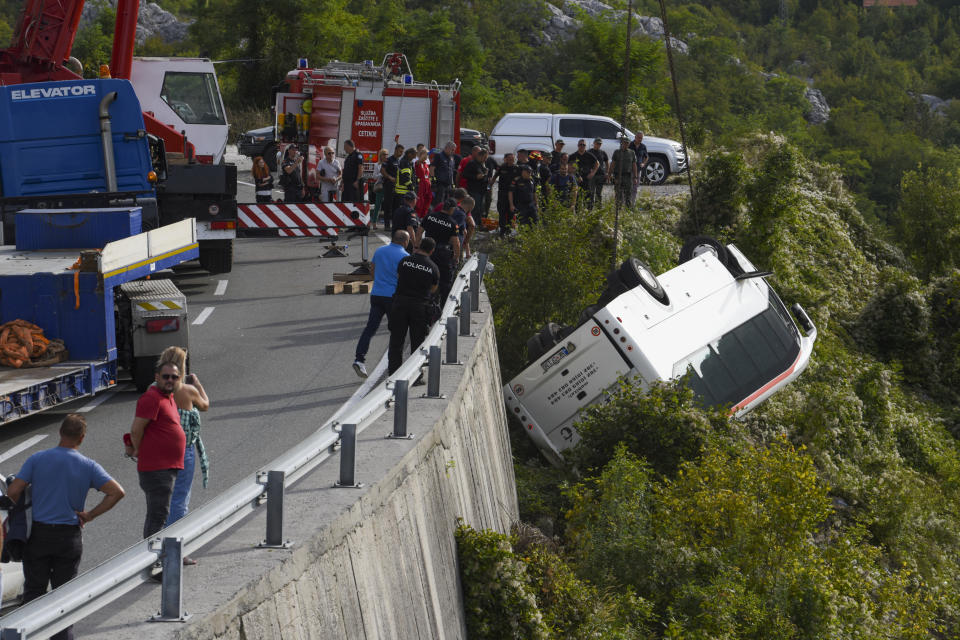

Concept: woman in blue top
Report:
left=159, top=346, right=210, bottom=565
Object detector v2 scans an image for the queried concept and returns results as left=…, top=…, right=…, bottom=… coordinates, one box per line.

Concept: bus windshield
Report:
left=672, top=292, right=800, bottom=409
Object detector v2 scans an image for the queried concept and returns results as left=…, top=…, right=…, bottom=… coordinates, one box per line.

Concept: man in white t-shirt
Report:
left=316, top=146, right=343, bottom=202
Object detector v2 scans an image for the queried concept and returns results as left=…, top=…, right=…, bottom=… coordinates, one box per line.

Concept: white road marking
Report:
left=193, top=307, right=215, bottom=325
left=0, top=434, right=47, bottom=464
left=77, top=384, right=132, bottom=413
left=214, top=280, right=229, bottom=296
left=237, top=180, right=255, bottom=187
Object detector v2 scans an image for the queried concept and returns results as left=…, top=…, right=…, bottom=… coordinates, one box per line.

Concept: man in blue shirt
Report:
left=3, top=414, right=124, bottom=640
left=352, top=229, right=410, bottom=378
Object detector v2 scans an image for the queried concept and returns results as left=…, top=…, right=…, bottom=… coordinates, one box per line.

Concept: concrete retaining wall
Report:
left=178, top=307, right=517, bottom=640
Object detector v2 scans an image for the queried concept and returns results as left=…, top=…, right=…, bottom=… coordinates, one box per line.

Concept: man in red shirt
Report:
left=130, top=361, right=186, bottom=539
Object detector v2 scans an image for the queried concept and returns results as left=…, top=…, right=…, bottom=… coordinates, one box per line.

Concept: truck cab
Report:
left=129, top=57, right=229, bottom=165
left=503, top=243, right=817, bottom=463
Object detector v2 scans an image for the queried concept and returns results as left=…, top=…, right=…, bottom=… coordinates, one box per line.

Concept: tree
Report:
left=895, top=165, right=960, bottom=278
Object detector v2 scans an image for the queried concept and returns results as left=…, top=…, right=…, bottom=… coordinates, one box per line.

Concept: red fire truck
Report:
left=273, top=53, right=461, bottom=188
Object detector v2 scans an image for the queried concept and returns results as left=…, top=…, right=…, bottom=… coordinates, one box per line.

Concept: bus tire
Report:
left=617, top=257, right=669, bottom=305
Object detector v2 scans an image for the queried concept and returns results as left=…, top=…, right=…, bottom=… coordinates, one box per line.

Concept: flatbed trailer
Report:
left=0, top=218, right=197, bottom=424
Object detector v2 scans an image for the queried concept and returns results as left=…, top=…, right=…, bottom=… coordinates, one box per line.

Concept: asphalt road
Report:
left=0, top=182, right=389, bottom=571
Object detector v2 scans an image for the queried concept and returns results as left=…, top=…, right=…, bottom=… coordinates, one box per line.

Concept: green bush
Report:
left=486, top=203, right=609, bottom=379
left=455, top=523, right=548, bottom=640
left=568, top=379, right=735, bottom=477
left=566, top=443, right=940, bottom=639
left=682, top=150, right=749, bottom=239
left=895, top=166, right=960, bottom=279
left=852, top=266, right=933, bottom=385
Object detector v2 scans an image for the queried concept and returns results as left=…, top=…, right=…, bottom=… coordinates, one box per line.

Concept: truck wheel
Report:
left=264, top=143, right=278, bottom=171
left=679, top=236, right=729, bottom=267
left=527, top=323, right=566, bottom=362
left=643, top=156, right=669, bottom=185
left=133, top=356, right=155, bottom=393
left=614, top=258, right=669, bottom=305
left=199, top=241, right=234, bottom=274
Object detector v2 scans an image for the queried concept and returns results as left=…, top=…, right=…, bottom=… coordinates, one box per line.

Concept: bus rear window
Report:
left=672, top=299, right=801, bottom=409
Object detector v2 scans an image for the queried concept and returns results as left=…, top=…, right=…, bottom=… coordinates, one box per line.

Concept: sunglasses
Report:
left=578, top=143, right=586, bottom=147
left=161, top=374, right=180, bottom=381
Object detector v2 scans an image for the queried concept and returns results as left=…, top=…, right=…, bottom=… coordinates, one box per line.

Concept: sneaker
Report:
left=353, top=360, right=368, bottom=378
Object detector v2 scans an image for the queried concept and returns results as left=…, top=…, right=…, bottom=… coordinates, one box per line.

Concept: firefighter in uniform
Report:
left=421, top=198, right=462, bottom=304
left=528, top=151, right=551, bottom=205
left=387, top=237, right=440, bottom=374
left=395, top=148, right=417, bottom=202
left=494, top=153, right=520, bottom=237
left=509, top=164, right=538, bottom=226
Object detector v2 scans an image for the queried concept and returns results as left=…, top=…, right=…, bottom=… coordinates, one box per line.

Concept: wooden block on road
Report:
left=325, top=282, right=344, bottom=294
left=333, top=273, right=373, bottom=283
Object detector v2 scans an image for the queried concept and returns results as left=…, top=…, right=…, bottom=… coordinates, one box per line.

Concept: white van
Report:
left=503, top=238, right=817, bottom=463
left=488, top=112, right=687, bottom=185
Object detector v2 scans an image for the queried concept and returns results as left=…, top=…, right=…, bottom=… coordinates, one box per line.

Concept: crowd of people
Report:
left=252, top=131, right=653, bottom=238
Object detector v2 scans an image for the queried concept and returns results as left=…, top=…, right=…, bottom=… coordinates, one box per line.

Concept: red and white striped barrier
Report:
left=238, top=202, right=370, bottom=237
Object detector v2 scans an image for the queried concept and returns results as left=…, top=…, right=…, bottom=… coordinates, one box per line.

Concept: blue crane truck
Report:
left=0, top=78, right=198, bottom=422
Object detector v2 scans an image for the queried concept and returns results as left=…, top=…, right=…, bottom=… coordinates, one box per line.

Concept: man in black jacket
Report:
left=341, top=139, right=364, bottom=202
left=387, top=237, right=440, bottom=374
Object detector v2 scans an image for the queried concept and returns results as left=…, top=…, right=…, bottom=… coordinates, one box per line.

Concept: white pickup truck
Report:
left=488, top=112, right=687, bottom=185
left=503, top=237, right=817, bottom=463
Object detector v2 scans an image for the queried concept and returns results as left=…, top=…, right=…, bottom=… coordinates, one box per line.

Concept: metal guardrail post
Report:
left=445, top=316, right=459, bottom=364
left=460, top=290, right=471, bottom=336
left=477, top=253, right=488, bottom=286
left=149, top=537, right=190, bottom=622
left=470, top=269, right=480, bottom=311
left=387, top=379, right=413, bottom=439
left=426, top=345, right=443, bottom=398
left=334, top=423, right=363, bottom=488
left=257, top=470, right=291, bottom=548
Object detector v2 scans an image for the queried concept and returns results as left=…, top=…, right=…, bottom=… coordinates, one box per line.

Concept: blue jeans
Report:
left=165, top=444, right=195, bottom=526
left=354, top=295, right=393, bottom=362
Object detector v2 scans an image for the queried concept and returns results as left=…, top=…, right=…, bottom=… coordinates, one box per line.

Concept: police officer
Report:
left=549, top=139, right=566, bottom=172
left=509, top=164, right=538, bottom=225
left=588, top=137, right=609, bottom=207
left=341, top=139, right=364, bottom=202
left=421, top=198, right=462, bottom=304
left=387, top=237, right=440, bottom=374
left=494, top=153, right=520, bottom=237
left=392, top=191, right=420, bottom=249
left=568, top=139, right=598, bottom=208
left=611, top=136, right=638, bottom=206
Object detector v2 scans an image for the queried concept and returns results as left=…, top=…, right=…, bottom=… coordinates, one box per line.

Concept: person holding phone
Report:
left=157, top=347, right=210, bottom=564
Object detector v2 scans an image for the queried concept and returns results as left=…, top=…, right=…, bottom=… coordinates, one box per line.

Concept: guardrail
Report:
left=0, top=253, right=487, bottom=639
